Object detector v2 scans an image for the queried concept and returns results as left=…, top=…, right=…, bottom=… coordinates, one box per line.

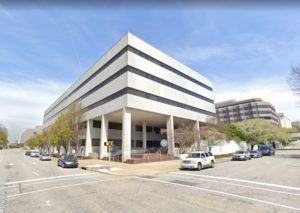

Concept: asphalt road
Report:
left=1, top=148, right=300, bottom=213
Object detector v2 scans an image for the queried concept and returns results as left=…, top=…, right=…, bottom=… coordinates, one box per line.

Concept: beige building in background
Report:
left=20, top=125, right=43, bottom=144
left=215, top=98, right=279, bottom=125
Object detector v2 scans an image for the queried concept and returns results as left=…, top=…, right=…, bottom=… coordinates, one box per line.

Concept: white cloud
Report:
left=213, top=76, right=300, bottom=122
left=0, top=79, right=70, bottom=143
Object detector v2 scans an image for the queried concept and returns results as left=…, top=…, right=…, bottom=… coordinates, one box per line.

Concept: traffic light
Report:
left=104, top=141, right=113, bottom=147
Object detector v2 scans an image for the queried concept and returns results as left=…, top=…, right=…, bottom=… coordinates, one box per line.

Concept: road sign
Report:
left=160, top=139, right=168, bottom=147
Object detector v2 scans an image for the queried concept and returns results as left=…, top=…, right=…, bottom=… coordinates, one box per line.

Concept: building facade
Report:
left=215, top=98, right=279, bottom=125
left=43, top=33, right=215, bottom=162
left=278, top=113, right=292, bottom=128
left=20, top=125, right=43, bottom=144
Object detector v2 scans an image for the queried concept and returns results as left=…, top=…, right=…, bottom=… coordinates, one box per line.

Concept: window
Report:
left=146, top=126, right=153, bottom=132
left=92, top=139, right=100, bottom=146
left=136, top=140, right=143, bottom=148
left=93, top=120, right=101, bottom=128
left=80, top=139, right=86, bottom=146
left=204, top=153, right=209, bottom=157
left=109, top=122, right=122, bottom=130
left=153, top=127, right=161, bottom=134
left=201, top=153, right=206, bottom=158
left=136, top=125, right=142, bottom=132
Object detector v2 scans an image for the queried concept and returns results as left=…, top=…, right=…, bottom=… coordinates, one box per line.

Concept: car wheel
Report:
left=197, top=163, right=202, bottom=171
left=62, top=163, right=65, bottom=168
left=210, top=161, right=215, bottom=168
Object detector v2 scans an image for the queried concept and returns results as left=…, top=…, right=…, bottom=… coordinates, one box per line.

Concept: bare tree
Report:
left=289, top=65, right=300, bottom=101
left=174, top=123, right=198, bottom=154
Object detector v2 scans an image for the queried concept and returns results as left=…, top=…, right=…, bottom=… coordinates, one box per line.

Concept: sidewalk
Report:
left=78, top=156, right=232, bottom=176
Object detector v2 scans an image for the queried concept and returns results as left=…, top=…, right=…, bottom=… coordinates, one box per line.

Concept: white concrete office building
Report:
left=278, top=113, right=292, bottom=128
left=43, top=33, right=215, bottom=162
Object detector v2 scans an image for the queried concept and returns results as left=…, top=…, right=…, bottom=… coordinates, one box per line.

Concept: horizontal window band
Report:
left=44, top=67, right=128, bottom=123
left=83, top=87, right=216, bottom=117
left=128, top=46, right=213, bottom=91
left=128, top=66, right=214, bottom=104
left=44, top=65, right=214, bottom=123
left=45, top=46, right=129, bottom=115
left=45, top=45, right=212, bottom=115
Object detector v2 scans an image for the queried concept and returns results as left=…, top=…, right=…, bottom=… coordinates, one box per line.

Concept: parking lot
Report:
left=1, top=148, right=300, bottom=213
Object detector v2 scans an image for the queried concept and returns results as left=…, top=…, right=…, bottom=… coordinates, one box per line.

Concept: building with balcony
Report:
left=215, top=98, right=279, bottom=125
left=43, top=33, right=216, bottom=162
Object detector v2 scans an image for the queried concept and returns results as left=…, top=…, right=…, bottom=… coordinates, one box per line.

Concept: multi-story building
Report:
left=277, top=113, right=292, bottom=128
left=20, top=125, right=43, bottom=144
left=43, top=33, right=216, bottom=162
left=215, top=98, right=279, bottom=125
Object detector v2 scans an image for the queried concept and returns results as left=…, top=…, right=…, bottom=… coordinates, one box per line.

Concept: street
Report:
left=1, top=148, right=300, bottom=213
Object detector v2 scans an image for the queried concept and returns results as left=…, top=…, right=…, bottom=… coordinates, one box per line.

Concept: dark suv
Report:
left=259, top=145, right=275, bottom=156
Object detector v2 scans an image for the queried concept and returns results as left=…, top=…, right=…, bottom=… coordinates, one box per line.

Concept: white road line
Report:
left=1, top=175, right=99, bottom=190
left=166, top=174, right=300, bottom=196
left=32, top=162, right=36, bottom=165
left=8, top=163, right=14, bottom=166
left=174, top=172, right=300, bottom=191
left=7, top=177, right=131, bottom=199
left=5, top=173, right=98, bottom=186
left=33, top=172, right=39, bottom=177
left=137, top=177, right=300, bottom=212
left=46, top=200, right=50, bottom=206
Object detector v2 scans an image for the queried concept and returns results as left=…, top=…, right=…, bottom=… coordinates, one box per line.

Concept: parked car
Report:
left=232, top=150, right=251, bottom=161
left=25, top=151, right=32, bottom=156
left=57, top=155, right=78, bottom=168
left=39, top=153, right=51, bottom=161
left=181, top=151, right=215, bottom=171
left=259, top=145, right=275, bottom=156
left=250, top=150, right=263, bottom=158
left=30, top=151, right=39, bottom=158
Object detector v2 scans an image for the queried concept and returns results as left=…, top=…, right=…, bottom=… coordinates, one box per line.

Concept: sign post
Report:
left=104, top=141, right=114, bottom=170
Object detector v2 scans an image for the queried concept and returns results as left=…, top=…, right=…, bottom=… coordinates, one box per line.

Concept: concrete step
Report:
left=126, top=155, right=174, bottom=164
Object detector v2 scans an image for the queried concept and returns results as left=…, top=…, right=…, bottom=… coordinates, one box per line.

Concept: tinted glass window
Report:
left=136, top=125, right=142, bottom=132
left=109, top=122, right=122, bottom=130
left=93, top=120, right=101, bottom=128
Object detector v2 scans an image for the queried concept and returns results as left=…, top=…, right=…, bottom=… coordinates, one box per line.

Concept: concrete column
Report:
left=142, top=121, right=147, bottom=151
left=193, top=121, right=201, bottom=150
left=122, top=108, right=131, bottom=162
left=100, top=115, right=108, bottom=159
left=167, top=115, right=175, bottom=156
left=85, top=119, right=93, bottom=157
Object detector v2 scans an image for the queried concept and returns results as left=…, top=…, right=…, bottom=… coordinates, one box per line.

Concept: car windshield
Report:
left=187, top=153, right=201, bottom=158
left=64, top=156, right=75, bottom=161
left=260, top=146, right=269, bottom=150
left=43, top=154, right=50, bottom=156
left=236, top=151, right=245, bottom=154
left=250, top=150, right=257, bottom=153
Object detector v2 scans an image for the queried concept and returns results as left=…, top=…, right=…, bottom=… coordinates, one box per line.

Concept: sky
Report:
left=0, top=2, right=300, bottom=143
